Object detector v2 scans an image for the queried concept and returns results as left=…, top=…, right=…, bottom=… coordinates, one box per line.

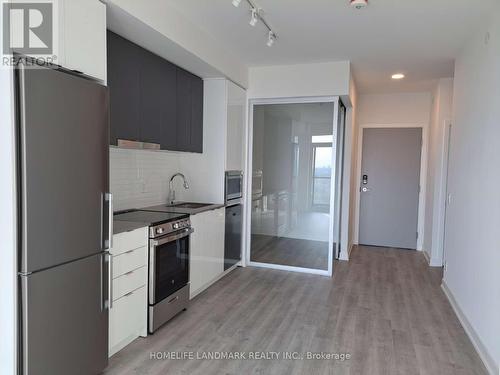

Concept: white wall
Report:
left=423, top=78, right=454, bottom=265
left=343, top=75, right=358, bottom=260
left=442, top=9, right=500, bottom=374
left=0, top=66, right=17, bottom=375
left=248, top=61, right=351, bottom=99
left=357, top=92, right=432, bottom=124
left=110, top=79, right=227, bottom=211
left=354, top=92, right=433, bottom=247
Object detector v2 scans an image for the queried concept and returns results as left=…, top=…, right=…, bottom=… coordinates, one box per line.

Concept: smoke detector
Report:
left=350, top=0, right=368, bottom=9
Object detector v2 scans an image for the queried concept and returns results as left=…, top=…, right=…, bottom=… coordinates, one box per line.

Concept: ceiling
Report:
left=167, top=0, right=496, bottom=94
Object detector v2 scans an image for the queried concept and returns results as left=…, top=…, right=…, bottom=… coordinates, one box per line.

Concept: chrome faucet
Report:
left=168, top=173, right=189, bottom=204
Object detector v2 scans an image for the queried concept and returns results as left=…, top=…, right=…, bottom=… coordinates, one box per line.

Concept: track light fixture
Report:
left=231, top=0, right=278, bottom=47
left=267, top=31, right=276, bottom=47
left=249, top=8, right=258, bottom=26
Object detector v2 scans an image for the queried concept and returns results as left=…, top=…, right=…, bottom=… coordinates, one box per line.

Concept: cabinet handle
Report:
left=124, top=249, right=135, bottom=254
left=124, top=270, right=134, bottom=276
left=124, top=291, right=134, bottom=298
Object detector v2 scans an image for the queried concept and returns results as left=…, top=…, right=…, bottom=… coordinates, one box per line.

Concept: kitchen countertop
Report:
left=143, top=202, right=225, bottom=215
left=113, top=220, right=148, bottom=235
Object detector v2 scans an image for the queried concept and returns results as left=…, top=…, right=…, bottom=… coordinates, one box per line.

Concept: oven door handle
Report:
left=152, top=228, right=194, bottom=246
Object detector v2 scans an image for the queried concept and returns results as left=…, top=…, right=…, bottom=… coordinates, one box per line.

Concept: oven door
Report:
left=149, top=228, right=193, bottom=305
left=225, top=171, right=243, bottom=202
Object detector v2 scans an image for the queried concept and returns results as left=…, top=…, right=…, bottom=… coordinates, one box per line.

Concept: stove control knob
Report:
left=173, top=223, right=179, bottom=229
left=156, top=227, right=164, bottom=234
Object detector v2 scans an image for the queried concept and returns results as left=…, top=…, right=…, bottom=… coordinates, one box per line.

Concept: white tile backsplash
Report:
left=110, top=147, right=183, bottom=211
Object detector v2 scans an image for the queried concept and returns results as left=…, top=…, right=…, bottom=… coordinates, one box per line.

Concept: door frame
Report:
left=430, top=119, right=452, bottom=267
left=353, top=123, right=429, bottom=251
left=244, top=96, right=339, bottom=277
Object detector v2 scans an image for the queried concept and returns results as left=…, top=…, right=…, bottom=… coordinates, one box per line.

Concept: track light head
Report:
left=267, top=31, right=276, bottom=47
left=249, top=8, right=258, bottom=26
left=232, top=0, right=241, bottom=7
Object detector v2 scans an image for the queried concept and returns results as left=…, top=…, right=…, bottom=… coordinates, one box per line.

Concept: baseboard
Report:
left=429, top=257, right=443, bottom=267
left=423, top=250, right=431, bottom=264
left=422, top=250, right=443, bottom=267
left=441, top=281, right=498, bottom=375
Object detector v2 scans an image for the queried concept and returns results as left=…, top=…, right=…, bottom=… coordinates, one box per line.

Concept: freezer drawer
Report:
left=20, top=253, right=109, bottom=375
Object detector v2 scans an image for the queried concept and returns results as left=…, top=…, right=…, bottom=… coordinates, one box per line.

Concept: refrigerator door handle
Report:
left=105, top=253, right=113, bottom=309
left=105, top=193, right=113, bottom=250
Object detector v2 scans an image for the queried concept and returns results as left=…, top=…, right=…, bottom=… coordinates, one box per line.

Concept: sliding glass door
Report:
left=248, top=99, right=344, bottom=275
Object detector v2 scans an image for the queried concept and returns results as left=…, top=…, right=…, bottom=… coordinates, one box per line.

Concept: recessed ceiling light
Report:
left=392, top=73, right=405, bottom=80
left=350, top=0, right=368, bottom=9
left=232, top=0, right=241, bottom=7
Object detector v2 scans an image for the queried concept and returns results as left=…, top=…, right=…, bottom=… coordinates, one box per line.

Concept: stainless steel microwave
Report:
left=225, top=170, right=243, bottom=204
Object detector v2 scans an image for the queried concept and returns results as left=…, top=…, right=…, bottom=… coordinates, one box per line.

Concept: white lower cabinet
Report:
left=189, top=208, right=225, bottom=299
left=109, top=227, right=148, bottom=357
left=109, top=286, right=146, bottom=356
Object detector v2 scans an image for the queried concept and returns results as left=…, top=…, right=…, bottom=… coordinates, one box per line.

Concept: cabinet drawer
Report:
left=111, top=227, right=147, bottom=256
left=112, top=266, right=146, bottom=301
left=113, top=247, right=146, bottom=278
left=109, top=285, right=146, bottom=356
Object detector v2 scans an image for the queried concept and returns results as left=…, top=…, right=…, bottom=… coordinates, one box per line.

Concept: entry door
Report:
left=359, top=128, right=422, bottom=249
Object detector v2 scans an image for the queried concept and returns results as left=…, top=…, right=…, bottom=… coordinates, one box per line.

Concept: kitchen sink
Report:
left=170, top=202, right=213, bottom=209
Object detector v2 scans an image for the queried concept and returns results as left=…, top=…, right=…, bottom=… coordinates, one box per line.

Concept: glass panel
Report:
left=226, top=177, right=242, bottom=197
left=250, top=102, right=337, bottom=271
left=313, top=178, right=331, bottom=206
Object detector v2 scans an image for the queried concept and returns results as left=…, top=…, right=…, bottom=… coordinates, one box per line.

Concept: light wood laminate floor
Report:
left=251, top=234, right=329, bottom=270
left=104, top=245, right=487, bottom=375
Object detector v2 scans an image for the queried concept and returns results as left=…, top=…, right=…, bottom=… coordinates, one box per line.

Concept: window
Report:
left=311, top=136, right=333, bottom=208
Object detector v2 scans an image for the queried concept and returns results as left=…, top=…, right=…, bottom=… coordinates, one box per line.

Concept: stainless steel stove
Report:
left=114, top=209, right=192, bottom=332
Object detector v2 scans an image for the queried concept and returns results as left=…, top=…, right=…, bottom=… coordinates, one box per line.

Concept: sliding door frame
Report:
left=244, top=96, right=339, bottom=277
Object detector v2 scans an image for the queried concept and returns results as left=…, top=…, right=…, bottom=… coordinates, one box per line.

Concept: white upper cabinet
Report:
left=59, top=0, right=106, bottom=82
left=7, top=0, right=106, bottom=81
left=225, top=81, right=246, bottom=171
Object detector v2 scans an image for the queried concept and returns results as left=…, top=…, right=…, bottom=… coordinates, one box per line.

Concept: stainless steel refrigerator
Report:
left=16, top=61, right=111, bottom=375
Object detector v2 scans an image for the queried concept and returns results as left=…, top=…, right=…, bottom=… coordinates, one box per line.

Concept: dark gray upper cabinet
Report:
left=107, top=31, right=203, bottom=152
left=190, top=75, right=204, bottom=153
left=176, top=68, right=193, bottom=152
left=107, top=31, right=141, bottom=145
left=176, top=67, right=204, bottom=153
left=139, top=50, right=177, bottom=150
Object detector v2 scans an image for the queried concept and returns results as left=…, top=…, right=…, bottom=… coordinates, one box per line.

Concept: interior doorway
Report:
left=246, top=98, right=344, bottom=276
left=358, top=127, right=423, bottom=249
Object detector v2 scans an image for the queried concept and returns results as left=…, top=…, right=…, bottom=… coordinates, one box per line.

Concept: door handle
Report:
left=105, top=193, right=113, bottom=250
left=105, top=253, right=113, bottom=309
left=361, top=187, right=370, bottom=193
